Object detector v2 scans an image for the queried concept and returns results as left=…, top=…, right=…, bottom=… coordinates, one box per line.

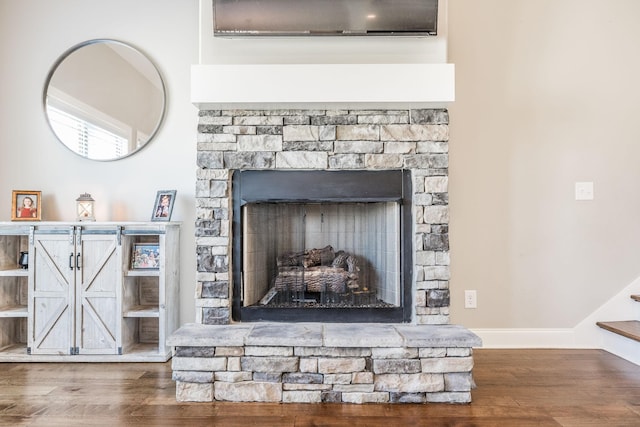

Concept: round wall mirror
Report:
left=43, top=39, right=166, bottom=161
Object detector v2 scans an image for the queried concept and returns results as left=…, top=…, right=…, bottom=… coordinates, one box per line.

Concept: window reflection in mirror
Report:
left=44, top=40, right=165, bottom=161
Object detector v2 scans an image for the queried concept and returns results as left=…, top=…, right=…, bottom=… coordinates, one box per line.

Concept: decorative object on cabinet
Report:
left=75, top=193, right=96, bottom=221
left=131, top=244, right=160, bottom=269
left=18, top=251, right=28, bottom=269
left=0, top=222, right=179, bottom=362
left=43, top=39, right=166, bottom=161
left=151, top=190, right=176, bottom=221
left=11, top=191, right=41, bottom=221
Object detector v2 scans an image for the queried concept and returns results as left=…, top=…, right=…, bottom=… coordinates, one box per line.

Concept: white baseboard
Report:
left=469, top=277, right=640, bottom=366
left=470, top=328, right=579, bottom=348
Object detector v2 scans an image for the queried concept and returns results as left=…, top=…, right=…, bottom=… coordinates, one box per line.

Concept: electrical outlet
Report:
left=465, top=290, right=477, bottom=309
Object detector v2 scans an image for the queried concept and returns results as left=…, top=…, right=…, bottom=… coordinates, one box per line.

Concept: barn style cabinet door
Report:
left=28, top=226, right=121, bottom=355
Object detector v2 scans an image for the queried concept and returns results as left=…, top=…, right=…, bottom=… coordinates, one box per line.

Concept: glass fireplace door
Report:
left=242, top=202, right=400, bottom=310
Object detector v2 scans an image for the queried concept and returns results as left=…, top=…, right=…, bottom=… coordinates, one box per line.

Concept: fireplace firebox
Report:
left=232, top=169, right=412, bottom=322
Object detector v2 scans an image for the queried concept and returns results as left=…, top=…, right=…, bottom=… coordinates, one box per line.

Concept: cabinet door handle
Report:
left=69, top=252, right=74, bottom=270
left=76, top=253, right=82, bottom=270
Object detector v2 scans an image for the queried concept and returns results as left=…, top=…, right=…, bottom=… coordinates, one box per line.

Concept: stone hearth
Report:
left=168, top=323, right=481, bottom=403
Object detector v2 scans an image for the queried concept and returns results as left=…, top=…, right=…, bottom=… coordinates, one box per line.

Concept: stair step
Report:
left=632, top=294, right=640, bottom=302
left=596, top=320, right=640, bottom=342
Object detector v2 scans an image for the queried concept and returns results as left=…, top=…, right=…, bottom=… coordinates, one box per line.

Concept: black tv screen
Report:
left=213, top=0, right=438, bottom=36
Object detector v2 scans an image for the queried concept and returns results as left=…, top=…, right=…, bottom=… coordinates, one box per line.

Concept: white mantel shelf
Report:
left=191, top=63, right=455, bottom=110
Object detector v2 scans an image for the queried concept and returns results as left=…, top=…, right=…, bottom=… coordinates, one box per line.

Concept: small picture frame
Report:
left=151, top=190, right=176, bottom=221
left=131, top=244, right=160, bottom=269
left=11, top=190, right=42, bottom=221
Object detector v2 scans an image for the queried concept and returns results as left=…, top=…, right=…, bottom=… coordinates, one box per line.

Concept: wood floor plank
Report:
left=0, top=349, right=638, bottom=426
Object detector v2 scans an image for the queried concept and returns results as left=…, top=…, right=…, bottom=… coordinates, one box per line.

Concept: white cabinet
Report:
left=0, top=222, right=179, bottom=362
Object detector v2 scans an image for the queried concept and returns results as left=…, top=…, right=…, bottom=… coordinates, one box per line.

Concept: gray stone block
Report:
left=197, top=151, right=224, bottom=169
left=324, top=324, right=403, bottom=347
left=172, top=370, right=215, bottom=383
left=223, top=151, right=275, bottom=169
left=194, top=220, right=221, bottom=237
left=395, top=325, right=482, bottom=348
left=282, top=373, right=324, bottom=384
left=241, top=357, right=299, bottom=373
left=424, top=233, right=449, bottom=251
left=256, top=125, right=282, bottom=135
left=174, top=347, right=216, bottom=358
left=252, top=372, right=283, bottom=383
left=321, top=391, right=342, bottom=403
left=200, top=281, right=228, bottom=299
left=311, top=115, right=357, bottom=126
left=372, top=359, right=422, bottom=374
left=201, top=308, right=230, bottom=325
left=247, top=323, right=323, bottom=347
left=328, top=154, right=365, bottom=169
left=389, top=392, right=427, bottom=403
left=167, top=324, right=251, bottom=347
left=444, top=372, right=475, bottom=392
left=427, top=289, right=450, bottom=308
left=410, top=109, right=449, bottom=125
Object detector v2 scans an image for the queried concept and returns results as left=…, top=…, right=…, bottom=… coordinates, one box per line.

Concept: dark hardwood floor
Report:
left=0, top=349, right=639, bottom=426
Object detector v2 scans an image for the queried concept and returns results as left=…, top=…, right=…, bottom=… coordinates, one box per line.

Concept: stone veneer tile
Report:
left=341, top=392, right=389, bottom=404
left=176, top=382, right=214, bottom=402
left=374, top=373, right=444, bottom=393
left=317, top=358, right=366, bottom=374
left=166, top=323, right=251, bottom=347
left=214, top=382, right=282, bottom=402
left=395, top=324, right=482, bottom=348
left=421, top=357, right=474, bottom=374
left=246, top=323, right=323, bottom=347
left=323, top=324, right=403, bottom=347
left=282, top=390, right=322, bottom=403
left=426, top=392, right=471, bottom=404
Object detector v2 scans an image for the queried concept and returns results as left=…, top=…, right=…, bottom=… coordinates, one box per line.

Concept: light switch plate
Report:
left=575, top=182, right=594, bottom=200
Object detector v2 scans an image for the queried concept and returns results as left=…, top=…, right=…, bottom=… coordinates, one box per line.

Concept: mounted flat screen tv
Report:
left=213, top=0, right=438, bottom=36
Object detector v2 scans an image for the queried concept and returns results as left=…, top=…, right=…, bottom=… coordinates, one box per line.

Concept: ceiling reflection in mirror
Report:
left=44, top=39, right=166, bottom=161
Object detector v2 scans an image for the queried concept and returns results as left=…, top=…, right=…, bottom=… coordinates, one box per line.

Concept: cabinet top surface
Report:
left=0, top=221, right=181, bottom=234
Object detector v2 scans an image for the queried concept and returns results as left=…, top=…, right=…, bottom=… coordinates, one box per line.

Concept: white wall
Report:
left=2, top=0, right=640, bottom=339
left=448, top=0, right=640, bottom=329
left=0, top=0, right=199, bottom=324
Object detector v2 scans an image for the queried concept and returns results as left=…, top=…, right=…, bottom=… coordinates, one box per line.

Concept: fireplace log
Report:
left=277, top=245, right=336, bottom=268
left=273, top=265, right=352, bottom=293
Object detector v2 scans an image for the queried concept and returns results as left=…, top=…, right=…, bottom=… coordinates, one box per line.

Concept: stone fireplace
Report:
left=195, top=108, right=451, bottom=326
left=167, top=107, right=481, bottom=404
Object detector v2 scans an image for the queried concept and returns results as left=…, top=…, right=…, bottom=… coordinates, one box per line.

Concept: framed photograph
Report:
left=11, top=190, right=41, bottom=221
left=131, top=244, right=160, bottom=269
left=151, top=190, right=176, bottom=221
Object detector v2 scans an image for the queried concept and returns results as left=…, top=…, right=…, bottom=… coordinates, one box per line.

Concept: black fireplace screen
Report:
left=232, top=170, right=412, bottom=322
